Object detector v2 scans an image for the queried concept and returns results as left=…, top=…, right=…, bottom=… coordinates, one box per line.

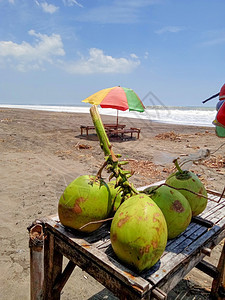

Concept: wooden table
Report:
left=107, top=127, right=141, bottom=139
left=29, top=189, right=225, bottom=300
left=80, top=124, right=126, bottom=136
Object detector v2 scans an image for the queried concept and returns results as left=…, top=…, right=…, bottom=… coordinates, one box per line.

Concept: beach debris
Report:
left=154, top=141, right=225, bottom=173
left=126, top=159, right=172, bottom=178
left=0, top=118, right=12, bottom=123
left=78, top=144, right=92, bottom=149
left=153, top=148, right=210, bottom=170
left=165, top=159, right=208, bottom=216
left=74, top=142, right=92, bottom=150
left=144, top=185, right=192, bottom=239
left=155, top=131, right=181, bottom=141
left=55, top=150, right=73, bottom=158
left=204, top=155, right=225, bottom=169
left=178, top=148, right=210, bottom=169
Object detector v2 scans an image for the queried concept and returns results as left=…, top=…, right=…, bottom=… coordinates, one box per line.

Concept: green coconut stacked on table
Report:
left=165, top=159, right=208, bottom=217
left=58, top=105, right=208, bottom=273
left=143, top=185, right=192, bottom=240
left=58, top=175, right=112, bottom=233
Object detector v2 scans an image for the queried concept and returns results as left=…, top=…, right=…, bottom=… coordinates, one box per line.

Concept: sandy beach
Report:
left=0, top=107, right=224, bottom=300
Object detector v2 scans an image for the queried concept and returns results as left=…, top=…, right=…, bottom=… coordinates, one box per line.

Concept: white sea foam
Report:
left=0, top=104, right=216, bottom=127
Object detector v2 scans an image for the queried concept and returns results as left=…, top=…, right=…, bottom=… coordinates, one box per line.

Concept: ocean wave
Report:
left=0, top=104, right=216, bottom=127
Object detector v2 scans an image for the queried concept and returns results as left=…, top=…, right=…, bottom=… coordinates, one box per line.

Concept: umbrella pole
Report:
left=117, top=110, right=118, bottom=128
left=202, top=92, right=219, bottom=103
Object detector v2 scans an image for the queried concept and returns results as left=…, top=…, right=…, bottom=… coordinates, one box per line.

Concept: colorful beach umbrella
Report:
left=202, top=83, right=225, bottom=137
left=213, top=84, right=225, bottom=136
left=82, top=86, right=145, bottom=126
left=215, top=125, right=225, bottom=138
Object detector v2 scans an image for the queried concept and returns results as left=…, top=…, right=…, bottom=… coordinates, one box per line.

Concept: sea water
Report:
left=0, top=104, right=216, bottom=127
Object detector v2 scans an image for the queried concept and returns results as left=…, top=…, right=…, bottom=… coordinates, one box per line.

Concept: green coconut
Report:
left=110, top=193, right=168, bottom=272
left=58, top=175, right=112, bottom=233
left=144, top=185, right=192, bottom=239
left=107, top=180, right=122, bottom=215
left=166, top=164, right=207, bottom=216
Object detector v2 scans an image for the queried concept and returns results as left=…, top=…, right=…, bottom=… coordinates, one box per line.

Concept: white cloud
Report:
left=144, top=51, right=149, bottom=59
left=8, top=0, right=15, bottom=4
left=200, top=30, right=225, bottom=47
left=0, top=31, right=140, bottom=74
left=75, top=0, right=160, bottom=23
left=115, top=0, right=161, bottom=8
left=0, top=30, right=65, bottom=71
left=130, top=53, right=139, bottom=59
left=63, top=0, right=83, bottom=7
left=63, top=48, right=140, bottom=74
left=202, top=37, right=225, bottom=46
left=40, top=2, right=59, bottom=14
left=155, top=26, right=184, bottom=34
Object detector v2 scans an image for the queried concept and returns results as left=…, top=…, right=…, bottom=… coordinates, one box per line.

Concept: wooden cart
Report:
left=29, top=189, right=225, bottom=300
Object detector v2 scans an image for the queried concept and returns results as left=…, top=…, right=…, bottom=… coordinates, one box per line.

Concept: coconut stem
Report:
left=146, top=182, right=210, bottom=200
left=79, top=217, right=114, bottom=230
left=173, top=158, right=183, bottom=173
left=90, top=105, right=117, bottom=162
left=90, top=105, right=138, bottom=201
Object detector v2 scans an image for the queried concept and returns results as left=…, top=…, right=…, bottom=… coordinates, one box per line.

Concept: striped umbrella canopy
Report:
left=203, top=83, right=225, bottom=136
left=82, top=86, right=145, bottom=126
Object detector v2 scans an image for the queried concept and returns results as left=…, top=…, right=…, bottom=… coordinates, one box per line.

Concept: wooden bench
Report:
left=80, top=124, right=126, bottom=136
left=80, top=125, right=95, bottom=136
left=29, top=187, right=225, bottom=300
left=107, top=127, right=141, bottom=139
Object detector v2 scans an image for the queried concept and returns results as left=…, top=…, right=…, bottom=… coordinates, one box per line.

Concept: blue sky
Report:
left=0, top=0, right=225, bottom=107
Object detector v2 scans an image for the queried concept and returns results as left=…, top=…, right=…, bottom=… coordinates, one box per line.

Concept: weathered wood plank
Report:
left=53, top=261, right=76, bottom=295
left=210, top=215, right=225, bottom=228
left=146, top=234, right=225, bottom=293
left=143, top=203, right=225, bottom=287
left=29, top=223, right=44, bottom=300
left=200, top=201, right=225, bottom=220
left=211, top=240, right=225, bottom=300
left=45, top=221, right=151, bottom=297
left=195, top=260, right=219, bottom=279
left=146, top=225, right=225, bottom=288
left=43, top=231, right=63, bottom=300
left=164, top=223, right=207, bottom=255
left=54, top=235, right=151, bottom=300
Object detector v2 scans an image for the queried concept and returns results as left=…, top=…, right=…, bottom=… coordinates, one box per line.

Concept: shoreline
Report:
left=0, top=108, right=224, bottom=299
left=0, top=104, right=216, bottom=128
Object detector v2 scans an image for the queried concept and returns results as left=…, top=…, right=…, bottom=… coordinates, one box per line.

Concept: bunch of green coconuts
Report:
left=58, top=106, right=208, bottom=273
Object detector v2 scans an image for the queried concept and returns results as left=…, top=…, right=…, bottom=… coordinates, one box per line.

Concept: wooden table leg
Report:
left=29, top=223, right=44, bottom=300
left=43, top=231, right=63, bottom=300
left=211, top=240, right=225, bottom=299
